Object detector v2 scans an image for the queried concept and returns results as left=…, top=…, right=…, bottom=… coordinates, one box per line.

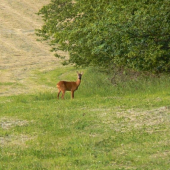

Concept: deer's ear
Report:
left=81, top=72, right=83, bottom=75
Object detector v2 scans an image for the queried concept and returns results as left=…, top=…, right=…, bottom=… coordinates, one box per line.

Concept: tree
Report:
left=36, top=0, right=170, bottom=73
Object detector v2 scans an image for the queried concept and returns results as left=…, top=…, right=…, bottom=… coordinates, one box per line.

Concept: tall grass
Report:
left=7, top=67, right=169, bottom=102
left=79, top=67, right=170, bottom=98
left=22, top=67, right=170, bottom=100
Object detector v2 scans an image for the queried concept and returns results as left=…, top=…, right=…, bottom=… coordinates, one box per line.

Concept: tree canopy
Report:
left=36, top=0, right=170, bottom=73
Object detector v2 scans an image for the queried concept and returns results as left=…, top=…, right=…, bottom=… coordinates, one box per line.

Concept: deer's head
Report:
left=77, top=71, right=83, bottom=80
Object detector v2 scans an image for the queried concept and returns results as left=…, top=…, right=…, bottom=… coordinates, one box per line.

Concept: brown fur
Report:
left=56, top=72, right=83, bottom=99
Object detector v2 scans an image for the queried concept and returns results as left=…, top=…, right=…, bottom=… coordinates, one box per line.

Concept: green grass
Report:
left=1, top=67, right=170, bottom=169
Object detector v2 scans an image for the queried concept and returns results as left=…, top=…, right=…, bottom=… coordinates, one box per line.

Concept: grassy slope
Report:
left=1, top=1, right=170, bottom=169
left=1, top=67, right=170, bottom=170
left=0, top=0, right=62, bottom=96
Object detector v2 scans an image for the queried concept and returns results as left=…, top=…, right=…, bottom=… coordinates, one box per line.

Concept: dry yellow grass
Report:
left=0, top=0, right=62, bottom=96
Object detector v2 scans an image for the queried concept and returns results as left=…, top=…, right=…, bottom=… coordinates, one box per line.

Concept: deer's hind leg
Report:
left=61, top=90, right=65, bottom=99
left=57, top=90, right=61, bottom=99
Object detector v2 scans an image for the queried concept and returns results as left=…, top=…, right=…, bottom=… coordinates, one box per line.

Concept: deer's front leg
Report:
left=71, top=90, right=74, bottom=99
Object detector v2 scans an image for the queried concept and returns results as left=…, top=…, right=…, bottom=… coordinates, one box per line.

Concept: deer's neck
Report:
left=76, top=79, right=81, bottom=86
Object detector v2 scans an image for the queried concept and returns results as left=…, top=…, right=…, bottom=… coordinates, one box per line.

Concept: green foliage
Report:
left=37, top=0, right=170, bottom=73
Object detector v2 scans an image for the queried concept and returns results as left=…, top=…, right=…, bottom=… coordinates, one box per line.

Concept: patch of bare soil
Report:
left=99, top=106, right=170, bottom=133
left=115, top=106, right=170, bottom=132
left=0, top=117, right=29, bottom=129
left=0, top=0, right=62, bottom=96
left=0, top=117, right=34, bottom=146
left=0, top=134, right=34, bottom=146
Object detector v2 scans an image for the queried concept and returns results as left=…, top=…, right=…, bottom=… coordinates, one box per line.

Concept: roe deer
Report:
left=57, top=72, right=83, bottom=99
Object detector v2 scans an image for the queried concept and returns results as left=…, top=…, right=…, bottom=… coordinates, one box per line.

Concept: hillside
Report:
left=0, top=0, right=61, bottom=96
left=1, top=1, right=170, bottom=169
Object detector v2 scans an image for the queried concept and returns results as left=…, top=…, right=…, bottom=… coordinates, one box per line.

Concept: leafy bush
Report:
left=37, top=0, right=170, bottom=73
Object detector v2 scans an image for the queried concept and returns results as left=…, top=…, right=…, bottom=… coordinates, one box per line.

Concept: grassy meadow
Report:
left=1, top=67, right=170, bottom=170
